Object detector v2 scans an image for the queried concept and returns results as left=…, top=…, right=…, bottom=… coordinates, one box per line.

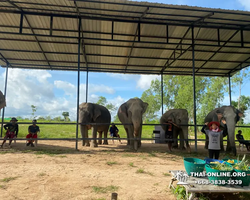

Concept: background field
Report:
left=1, top=120, right=250, bottom=142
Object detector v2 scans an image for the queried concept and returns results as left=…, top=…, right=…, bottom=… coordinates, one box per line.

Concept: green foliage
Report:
left=31, top=105, right=37, bottom=119
left=173, top=185, right=187, bottom=200
left=106, top=161, right=118, bottom=165
left=96, top=96, right=116, bottom=112
left=92, top=185, right=119, bottom=194
left=62, top=112, right=70, bottom=122
left=136, top=168, right=145, bottom=173
left=129, top=162, right=134, bottom=167
left=141, top=75, right=228, bottom=125
left=1, top=177, right=18, bottom=183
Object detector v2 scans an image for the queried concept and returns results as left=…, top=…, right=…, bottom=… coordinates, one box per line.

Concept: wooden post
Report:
left=111, top=193, right=118, bottom=200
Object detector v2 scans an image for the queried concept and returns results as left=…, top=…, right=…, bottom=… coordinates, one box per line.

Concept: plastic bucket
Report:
left=184, top=158, right=206, bottom=176
left=204, top=158, right=223, bottom=164
left=232, top=168, right=250, bottom=187
left=205, top=164, right=233, bottom=186
left=222, top=159, right=239, bottom=165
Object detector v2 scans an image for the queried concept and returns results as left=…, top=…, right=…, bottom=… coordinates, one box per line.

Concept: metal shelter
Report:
left=1, top=0, right=250, bottom=150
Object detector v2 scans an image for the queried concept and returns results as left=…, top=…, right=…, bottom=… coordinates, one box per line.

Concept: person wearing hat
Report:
left=26, top=119, right=40, bottom=147
left=236, top=130, right=250, bottom=151
left=201, top=120, right=227, bottom=159
left=0, top=117, right=19, bottom=148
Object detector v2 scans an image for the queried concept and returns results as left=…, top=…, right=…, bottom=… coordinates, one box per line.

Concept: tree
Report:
left=140, top=75, right=227, bottom=125
left=96, top=96, right=117, bottom=112
left=231, top=95, right=250, bottom=124
left=62, top=112, right=69, bottom=121
left=31, top=105, right=37, bottom=119
left=230, top=68, right=250, bottom=109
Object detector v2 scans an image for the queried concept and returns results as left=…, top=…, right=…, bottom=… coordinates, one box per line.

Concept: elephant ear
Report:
left=119, top=103, right=128, bottom=118
left=93, top=106, right=102, bottom=121
left=142, top=102, right=148, bottom=114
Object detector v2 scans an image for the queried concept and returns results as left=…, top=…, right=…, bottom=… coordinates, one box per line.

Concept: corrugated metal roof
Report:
left=0, top=0, right=250, bottom=76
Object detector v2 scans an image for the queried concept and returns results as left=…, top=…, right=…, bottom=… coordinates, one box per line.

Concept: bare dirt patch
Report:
left=0, top=140, right=249, bottom=200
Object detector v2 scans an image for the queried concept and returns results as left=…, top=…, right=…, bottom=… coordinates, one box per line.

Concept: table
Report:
left=169, top=170, right=250, bottom=200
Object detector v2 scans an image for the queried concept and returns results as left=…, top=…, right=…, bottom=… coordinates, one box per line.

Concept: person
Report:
left=0, top=117, right=19, bottom=148
left=201, top=120, right=227, bottom=159
left=109, top=123, right=122, bottom=144
left=164, top=119, right=179, bottom=152
left=26, top=119, right=40, bottom=147
left=236, top=130, right=250, bottom=151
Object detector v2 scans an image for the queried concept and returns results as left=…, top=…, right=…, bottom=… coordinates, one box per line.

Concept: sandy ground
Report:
left=0, top=140, right=249, bottom=200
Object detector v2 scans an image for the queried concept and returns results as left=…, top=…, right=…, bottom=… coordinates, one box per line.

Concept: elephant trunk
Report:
left=225, top=119, right=236, bottom=155
left=132, top=115, right=142, bottom=151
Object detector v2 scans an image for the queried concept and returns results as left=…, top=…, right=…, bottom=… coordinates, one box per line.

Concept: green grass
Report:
left=1, top=177, right=18, bottom=182
left=0, top=185, right=6, bottom=189
left=163, top=173, right=171, bottom=176
left=0, top=120, right=155, bottom=140
left=92, top=185, right=119, bottom=194
left=136, top=168, right=154, bottom=176
left=106, top=161, right=117, bottom=165
left=129, top=162, right=134, bottom=167
left=38, top=173, right=46, bottom=177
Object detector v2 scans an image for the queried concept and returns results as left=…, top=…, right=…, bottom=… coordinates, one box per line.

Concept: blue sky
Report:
left=1, top=0, right=250, bottom=122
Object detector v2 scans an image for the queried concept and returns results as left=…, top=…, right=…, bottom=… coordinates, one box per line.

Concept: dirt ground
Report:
left=0, top=140, right=249, bottom=200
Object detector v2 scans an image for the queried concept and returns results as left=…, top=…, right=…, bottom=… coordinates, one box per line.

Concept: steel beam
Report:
left=228, top=74, right=232, bottom=106
left=6, top=0, right=52, bottom=69
left=1, top=64, right=8, bottom=137
left=1, top=8, right=250, bottom=30
left=191, top=26, right=198, bottom=152
left=125, top=7, right=149, bottom=71
left=195, top=30, right=240, bottom=73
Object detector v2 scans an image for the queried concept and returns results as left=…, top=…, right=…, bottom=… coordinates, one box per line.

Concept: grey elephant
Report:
left=78, top=102, right=111, bottom=147
left=204, top=106, right=243, bottom=155
left=118, top=98, right=148, bottom=151
left=160, top=109, right=191, bottom=152
left=0, top=90, right=6, bottom=110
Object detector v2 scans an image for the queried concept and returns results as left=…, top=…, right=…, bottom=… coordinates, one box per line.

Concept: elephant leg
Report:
left=179, top=130, right=185, bottom=150
left=80, top=125, right=90, bottom=146
left=138, top=128, right=142, bottom=148
left=226, top=137, right=232, bottom=152
left=124, top=126, right=130, bottom=145
left=172, top=130, right=178, bottom=149
left=103, top=130, right=108, bottom=145
left=98, top=131, right=102, bottom=145
left=90, top=127, right=98, bottom=148
left=205, top=135, right=209, bottom=149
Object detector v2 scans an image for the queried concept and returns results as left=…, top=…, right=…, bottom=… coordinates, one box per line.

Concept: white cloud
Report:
left=238, top=0, right=250, bottom=10
left=108, top=73, right=131, bottom=80
left=54, top=80, right=76, bottom=96
left=136, top=75, right=160, bottom=90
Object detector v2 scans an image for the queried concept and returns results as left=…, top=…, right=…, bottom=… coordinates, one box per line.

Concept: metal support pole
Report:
left=1, top=64, right=9, bottom=137
left=161, top=73, right=164, bottom=115
left=86, top=70, right=88, bottom=103
left=191, top=26, right=197, bottom=152
left=75, top=18, right=81, bottom=150
left=228, top=74, right=232, bottom=106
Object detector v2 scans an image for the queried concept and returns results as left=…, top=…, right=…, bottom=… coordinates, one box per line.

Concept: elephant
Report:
left=0, top=90, right=6, bottom=110
left=204, top=106, right=243, bottom=156
left=160, top=109, right=191, bottom=152
left=117, top=98, right=148, bottom=151
left=78, top=102, right=111, bottom=148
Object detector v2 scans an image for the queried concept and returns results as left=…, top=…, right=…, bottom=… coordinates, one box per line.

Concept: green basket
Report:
left=222, top=159, right=239, bottom=165
left=205, top=164, right=233, bottom=186
left=232, top=168, right=250, bottom=187
left=184, top=158, right=206, bottom=176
